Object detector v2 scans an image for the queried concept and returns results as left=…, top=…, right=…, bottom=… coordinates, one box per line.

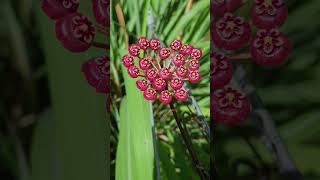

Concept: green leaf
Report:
left=166, top=0, right=210, bottom=44
left=115, top=58, right=154, bottom=180
left=33, top=2, right=109, bottom=180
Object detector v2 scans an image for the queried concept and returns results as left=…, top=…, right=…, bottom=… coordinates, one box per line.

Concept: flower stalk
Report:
left=92, top=41, right=109, bottom=50
left=231, top=63, right=303, bottom=179
left=169, top=102, right=208, bottom=180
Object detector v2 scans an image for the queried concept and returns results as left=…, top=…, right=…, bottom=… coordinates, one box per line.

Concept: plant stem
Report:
left=92, top=41, right=109, bottom=50
left=231, top=63, right=303, bottom=180
left=185, top=0, right=194, bottom=13
left=115, top=1, right=128, bottom=48
left=185, top=105, right=209, bottom=141
left=169, top=102, right=208, bottom=180
left=185, top=85, right=210, bottom=139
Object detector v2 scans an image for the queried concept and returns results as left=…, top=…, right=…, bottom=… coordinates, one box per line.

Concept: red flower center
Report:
left=217, top=13, right=245, bottom=39
left=255, top=0, right=284, bottom=16
left=72, top=15, right=95, bottom=44
left=253, top=29, right=284, bottom=55
left=216, top=86, right=246, bottom=109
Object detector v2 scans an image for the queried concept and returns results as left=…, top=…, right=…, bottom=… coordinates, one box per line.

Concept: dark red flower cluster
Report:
left=82, top=55, right=110, bottom=94
left=41, top=0, right=109, bottom=52
left=211, top=0, right=291, bottom=125
left=41, top=0, right=110, bottom=110
left=121, top=37, right=202, bottom=104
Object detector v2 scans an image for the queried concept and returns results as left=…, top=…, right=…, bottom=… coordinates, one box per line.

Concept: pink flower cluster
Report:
left=212, top=0, right=291, bottom=67
left=122, top=37, right=202, bottom=104
left=41, top=0, right=110, bottom=111
left=211, top=0, right=291, bottom=125
left=41, top=0, right=109, bottom=52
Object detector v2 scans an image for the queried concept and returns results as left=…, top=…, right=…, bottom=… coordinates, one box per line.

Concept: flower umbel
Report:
left=211, top=0, right=291, bottom=125
left=122, top=37, right=203, bottom=104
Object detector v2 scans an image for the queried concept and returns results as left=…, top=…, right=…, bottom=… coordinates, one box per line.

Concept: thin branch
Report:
left=231, top=63, right=303, bottom=180
left=169, top=102, right=208, bottom=180
left=185, top=85, right=210, bottom=139
left=92, top=41, right=109, bottom=50
left=115, top=2, right=128, bottom=48
left=185, top=0, right=194, bottom=13
left=185, top=105, right=209, bottom=141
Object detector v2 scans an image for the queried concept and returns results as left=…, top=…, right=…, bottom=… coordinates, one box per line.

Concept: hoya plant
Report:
left=211, top=0, right=303, bottom=179
left=212, top=0, right=291, bottom=125
left=40, top=0, right=210, bottom=180
left=110, top=0, right=210, bottom=180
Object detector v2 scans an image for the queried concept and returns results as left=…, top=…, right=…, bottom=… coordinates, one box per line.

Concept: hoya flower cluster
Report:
left=211, top=0, right=291, bottom=125
left=41, top=0, right=110, bottom=110
left=122, top=37, right=202, bottom=104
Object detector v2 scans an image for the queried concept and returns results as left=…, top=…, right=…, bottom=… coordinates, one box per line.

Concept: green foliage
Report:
left=111, top=0, right=154, bottom=179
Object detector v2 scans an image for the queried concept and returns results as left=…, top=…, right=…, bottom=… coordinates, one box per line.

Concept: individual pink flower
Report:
left=159, top=67, right=172, bottom=80
left=128, top=66, right=140, bottom=78
left=176, top=66, right=188, bottom=78
left=144, top=88, right=157, bottom=100
left=180, top=44, right=193, bottom=56
left=137, top=37, right=150, bottom=50
left=251, top=0, right=288, bottom=29
left=139, top=58, right=151, bottom=70
left=129, top=44, right=141, bottom=57
left=212, top=86, right=250, bottom=125
left=170, top=78, right=184, bottom=90
left=136, top=79, right=149, bottom=91
left=55, top=13, right=95, bottom=52
left=158, top=48, right=171, bottom=60
left=41, top=0, right=79, bottom=20
left=174, top=89, right=189, bottom=101
left=149, top=38, right=161, bottom=50
left=159, top=90, right=173, bottom=104
left=170, top=39, right=182, bottom=51
left=188, top=70, right=201, bottom=83
left=211, top=0, right=242, bottom=15
left=211, top=52, right=232, bottom=88
left=191, top=48, right=202, bottom=60
left=188, top=59, right=200, bottom=71
left=121, top=55, right=134, bottom=68
left=152, top=78, right=167, bottom=91
left=145, top=68, right=158, bottom=81
left=81, top=55, right=109, bottom=93
left=250, top=29, right=291, bottom=67
left=172, top=54, right=186, bottom=66
left=212, top=13, right=250, bottom=50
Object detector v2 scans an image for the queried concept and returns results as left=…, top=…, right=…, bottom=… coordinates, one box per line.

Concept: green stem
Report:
left=92, top=41, right=109, bottom=50
left=169, top=102, right=208, bottom=180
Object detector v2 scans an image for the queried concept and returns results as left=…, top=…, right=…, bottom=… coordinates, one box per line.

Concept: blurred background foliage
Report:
left=110, top=0, right=210, bottom=179
left=214, top=0, right=320, bottom=179
left=1, top=1, right=108, bottom=180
